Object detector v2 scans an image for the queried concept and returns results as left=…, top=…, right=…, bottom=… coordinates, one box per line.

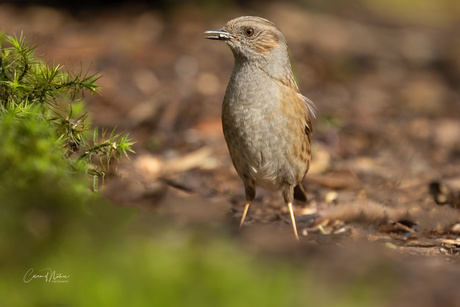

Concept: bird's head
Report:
left=205, top=16, right=289, bottom=63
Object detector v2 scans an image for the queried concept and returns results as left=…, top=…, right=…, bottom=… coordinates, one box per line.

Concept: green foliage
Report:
left=0, top=32, right=134, bottom=187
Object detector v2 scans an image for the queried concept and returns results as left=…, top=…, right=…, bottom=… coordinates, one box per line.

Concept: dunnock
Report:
left=205, top=16, right=315, bottom=240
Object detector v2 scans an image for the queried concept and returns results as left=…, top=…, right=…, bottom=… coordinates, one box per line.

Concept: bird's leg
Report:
left=283, top=187, right=300, bottom=240
left=240, top=202, right=250, bottom=227
left=241, top=181, right=255, bottom=227
left=287, top=202, right=299, bottom=241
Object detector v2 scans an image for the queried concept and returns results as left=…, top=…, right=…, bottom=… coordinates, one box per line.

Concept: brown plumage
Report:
left=205, top=16, right=315, bottom=240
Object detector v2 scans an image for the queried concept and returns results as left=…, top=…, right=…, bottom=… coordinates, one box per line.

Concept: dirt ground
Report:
left=2, top=2, right=460, bottom=305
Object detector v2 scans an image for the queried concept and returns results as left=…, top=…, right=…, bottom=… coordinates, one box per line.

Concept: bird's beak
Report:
left=204, top=28, right=232, bottom=41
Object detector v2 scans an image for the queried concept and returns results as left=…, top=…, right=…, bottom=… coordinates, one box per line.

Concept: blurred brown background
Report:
left=2, top=0, right=460, bottom=242
left=1, top=1, right=460, bottom=304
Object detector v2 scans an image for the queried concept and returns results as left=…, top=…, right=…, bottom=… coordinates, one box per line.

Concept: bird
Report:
left=204, top=16, right=315, bottom=240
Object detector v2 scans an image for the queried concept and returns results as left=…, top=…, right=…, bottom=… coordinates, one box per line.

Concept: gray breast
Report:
left=222, top=66, right=298, bottom=191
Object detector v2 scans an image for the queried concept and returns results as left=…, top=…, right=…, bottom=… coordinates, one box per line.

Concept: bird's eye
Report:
left=245, top=28, right=254, bottom=37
